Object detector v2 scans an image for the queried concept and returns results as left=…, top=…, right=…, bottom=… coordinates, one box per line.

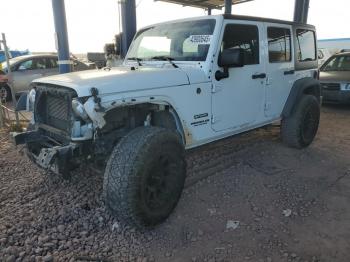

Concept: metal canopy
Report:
left=156, top=0, right=254, bottom=10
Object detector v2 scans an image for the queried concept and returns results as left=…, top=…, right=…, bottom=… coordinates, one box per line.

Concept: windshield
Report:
left=127, top=19, right=216, bottom=62
left=321, top=55, right=350, bottom=71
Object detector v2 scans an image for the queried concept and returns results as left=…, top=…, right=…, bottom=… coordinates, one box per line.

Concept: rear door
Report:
left=44, top=56, right=59, bottom=76
left=264, top=23, right=295, bottom=118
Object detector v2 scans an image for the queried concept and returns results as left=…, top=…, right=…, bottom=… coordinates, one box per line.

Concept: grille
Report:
left=46, top=95, right=70, bottom=131
left=321, top=83, right=340, bottom=91
left=35, top=86, right=75, bottom=133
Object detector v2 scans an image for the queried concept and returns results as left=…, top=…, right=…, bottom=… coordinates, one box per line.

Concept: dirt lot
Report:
left=0, top=104, right=350, bottom=262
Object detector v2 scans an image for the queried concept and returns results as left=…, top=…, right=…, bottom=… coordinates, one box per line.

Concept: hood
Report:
left=320, top=71, right=350, bottom=83
left=33, top=66, right=209, bottom=97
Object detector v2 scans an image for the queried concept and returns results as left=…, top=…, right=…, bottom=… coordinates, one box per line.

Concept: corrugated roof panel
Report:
left=156, top=0, right=254, bottom=9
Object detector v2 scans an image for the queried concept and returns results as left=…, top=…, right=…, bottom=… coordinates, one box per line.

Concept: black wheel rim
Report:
left=301, top=106, right=318, bottom=142
left=0, top=86, right=7, bottom=102
left=144, top=155, right=176, bottom=211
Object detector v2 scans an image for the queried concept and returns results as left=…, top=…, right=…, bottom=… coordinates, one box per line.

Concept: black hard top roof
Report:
left=223, top=14, right=316, bottom=29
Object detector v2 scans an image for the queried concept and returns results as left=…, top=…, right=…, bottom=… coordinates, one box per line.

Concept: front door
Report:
left=12, top=58, right=47, bottom=92
left=211, top=21, right=266, bottom=132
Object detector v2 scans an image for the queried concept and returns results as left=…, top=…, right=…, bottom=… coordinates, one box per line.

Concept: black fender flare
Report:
left=282, top=77, right=320, bottom=118
left=152, top=108, right=186, bottom=146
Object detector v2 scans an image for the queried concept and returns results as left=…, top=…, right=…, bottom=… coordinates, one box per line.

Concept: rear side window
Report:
left=46, top=57, right=58, bottom=69
left=268, top=27, right=291, bottom=63
left=296, top=29, right=316, bottom=62
left=221, top=24, right=259, bottom=65
left=33, top=58, right=47, bottom=69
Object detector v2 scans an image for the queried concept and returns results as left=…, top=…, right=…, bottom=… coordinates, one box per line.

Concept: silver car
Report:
left=320, top=52, right=350, bottom=104
left=0, top=54, right=94, bottom=101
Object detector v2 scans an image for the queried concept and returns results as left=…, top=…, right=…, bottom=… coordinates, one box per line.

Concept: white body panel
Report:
left=211, top=19, right=266, bottom=132
left=263, top=23, right=295, bottom=119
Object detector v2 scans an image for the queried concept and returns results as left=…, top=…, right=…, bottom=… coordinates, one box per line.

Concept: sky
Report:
left=0, top=0, right=348, bottom=53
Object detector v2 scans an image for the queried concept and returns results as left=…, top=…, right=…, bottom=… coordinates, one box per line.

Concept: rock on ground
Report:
left=1, top=104, right=350, bottom=261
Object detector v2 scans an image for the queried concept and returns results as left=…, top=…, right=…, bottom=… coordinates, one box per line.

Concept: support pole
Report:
left=120, top=0, right=137, bottom=58
left=225, top=0, right=232, bottom=14
left=0, top=97, right=3, bottom=128
left=1, top=33, right=20, bottom=129
left=294, top=0, right=310, bottom=24
left=208, top=8, right=212, bottom=15
left=51, top=0, right=71, bottom=73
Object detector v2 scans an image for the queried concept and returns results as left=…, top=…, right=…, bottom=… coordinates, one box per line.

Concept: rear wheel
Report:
left=103, top=126, right=186, bottom=227
left=0, top=85, right=11, bottom=102
left=281, top=95, right=320, bottom=148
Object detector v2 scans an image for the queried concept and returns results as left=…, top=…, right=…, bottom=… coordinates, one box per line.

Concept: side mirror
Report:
left=216, top=48, right=244, bottom=81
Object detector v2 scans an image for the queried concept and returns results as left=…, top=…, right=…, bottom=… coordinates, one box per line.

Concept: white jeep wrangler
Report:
left=14, top=14, right=321, bottom=227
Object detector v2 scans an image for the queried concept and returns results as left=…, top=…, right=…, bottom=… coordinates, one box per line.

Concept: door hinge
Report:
left=211, top=115, right=221, bottom=124
left=264, top=103, right=271, bottom=111
left=211, top=84, right=223, bottom=93
left=266, top=76, right=272, bottom=85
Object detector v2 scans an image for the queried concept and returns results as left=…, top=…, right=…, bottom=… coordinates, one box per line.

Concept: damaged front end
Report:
left=13, top=85, right=95, bottom=177
left=13, top=130, right=81, bottom=177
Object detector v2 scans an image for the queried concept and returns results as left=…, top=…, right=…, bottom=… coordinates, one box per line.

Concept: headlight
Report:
left=72, top=99, right=89, bottom=120
left=342, top=83, right=350, bottom=91
left=27, top=88, right=36, bottom=112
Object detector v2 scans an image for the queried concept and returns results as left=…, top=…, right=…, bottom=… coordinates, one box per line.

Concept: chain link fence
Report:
left=0, top=100, right=30, bottom=131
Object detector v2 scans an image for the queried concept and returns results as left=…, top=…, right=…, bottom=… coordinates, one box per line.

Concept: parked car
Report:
left=320, top=52, right=350, bottom=104
left=14, top=15, right=320, bottom=227
left=0, top=54, right=95, bottom=101
left=0, top=50, right=30, bottom=63
left=317, top=48, right=331, bottom=67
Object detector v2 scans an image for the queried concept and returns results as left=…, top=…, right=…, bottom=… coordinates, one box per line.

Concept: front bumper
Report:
left=322, top=90, right=350, bottom=104
left=13, top=130, right=79, bottom=176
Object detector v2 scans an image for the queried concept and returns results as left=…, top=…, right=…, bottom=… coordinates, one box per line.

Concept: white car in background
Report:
left=0, top=54, right=94, bottom=101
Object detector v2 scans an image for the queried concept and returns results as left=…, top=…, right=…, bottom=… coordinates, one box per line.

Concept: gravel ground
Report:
left=1, top=104, right=350, bottom=262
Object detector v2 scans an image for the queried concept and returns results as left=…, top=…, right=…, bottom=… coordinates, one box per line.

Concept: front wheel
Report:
left=281, top=95, right=320, bottom=148
left=103, top=127, right=186, bottom=227
left=0, top=85, right=11, bottom=102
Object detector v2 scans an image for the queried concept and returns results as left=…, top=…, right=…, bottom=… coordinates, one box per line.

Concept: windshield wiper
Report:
left=127, top=57, right=143, bottom=66
left=150, top=56, right=179, bottom=68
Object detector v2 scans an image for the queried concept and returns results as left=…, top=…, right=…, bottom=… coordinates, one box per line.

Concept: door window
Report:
left=18, top=60, right=34, bottom=70
left=34, top=58, right=47, bottom=69
left=268, top=27, right=291, bottom=63
left=296, top=29, right=316, bottom=62
left=221, top=24, right=260, bottom=65
left=46, top=57, right=58, bottom=69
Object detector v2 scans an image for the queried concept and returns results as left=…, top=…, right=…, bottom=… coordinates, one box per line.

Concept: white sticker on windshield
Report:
left=189, top=35, right=212, bottom=44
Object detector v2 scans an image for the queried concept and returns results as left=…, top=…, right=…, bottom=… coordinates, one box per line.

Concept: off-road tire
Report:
left=0, top=84, right=11, bottom=102
left=281, top=95, right=320, bottom=148
left=103, top=126, right=186, bottom=227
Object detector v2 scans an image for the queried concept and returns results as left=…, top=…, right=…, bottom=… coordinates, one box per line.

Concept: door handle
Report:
left=252, top=73, right=266, bottom=79
left=284, top=70, right=295, bottom=75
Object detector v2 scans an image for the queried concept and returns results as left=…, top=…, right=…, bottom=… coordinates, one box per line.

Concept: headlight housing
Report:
left=72, top=99, right=89, bottom=120
left=27, top=88, right=36, bottom=112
